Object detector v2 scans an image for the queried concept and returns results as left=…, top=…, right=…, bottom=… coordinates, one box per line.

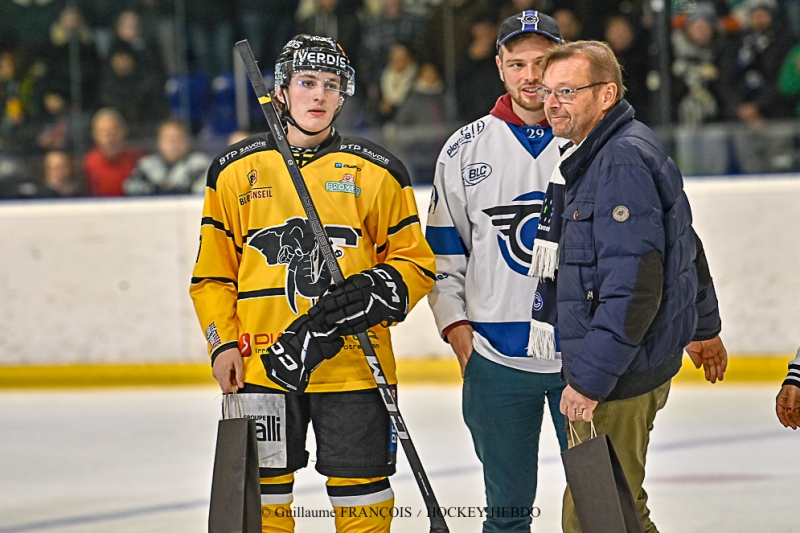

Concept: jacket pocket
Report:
left=562, top=200, right=595, bottom=265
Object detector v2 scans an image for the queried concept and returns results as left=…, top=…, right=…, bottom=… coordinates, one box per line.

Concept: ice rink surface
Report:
left=1, top=383, right=797, bottom=533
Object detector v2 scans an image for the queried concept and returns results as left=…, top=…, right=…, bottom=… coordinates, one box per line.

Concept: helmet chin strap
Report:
left=280, top=89, right=345, bottom=138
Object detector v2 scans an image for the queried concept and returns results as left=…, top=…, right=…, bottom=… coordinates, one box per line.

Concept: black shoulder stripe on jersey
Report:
left=206, top=133, right=273, bottom=191
left=338, top=136, right=412, bottom=189
left=201, top=217, right=243, bottom=254
left=245, top=225, right=362, bottom=243
left=375, top=242, right=387, bottom=254
left=238, top=288, right=285, bottom=300
left=392, top=257, right=436, bottom=281
left=387, top=215, right=420, bottom=236
left=325, top=478, right=391, bottom=497
left=191, top=276, right=238, bottom=288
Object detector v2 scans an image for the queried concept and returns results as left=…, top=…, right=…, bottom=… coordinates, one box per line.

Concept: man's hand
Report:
left=446, top=324, right=474, bottom=377
left=212, top=346, right=245, bottom=393
left=685, top=335, right=728, bottom=383
left=776, top=384, right=800, bottom=429
left=560, top=385, right=599, bottom=422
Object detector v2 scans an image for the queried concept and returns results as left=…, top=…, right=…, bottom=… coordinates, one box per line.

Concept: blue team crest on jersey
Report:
left=482, top=191, right=545, bottom=275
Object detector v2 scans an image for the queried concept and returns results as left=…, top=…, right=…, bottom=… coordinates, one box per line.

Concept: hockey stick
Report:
left=235, top=40, right=449, bottom=533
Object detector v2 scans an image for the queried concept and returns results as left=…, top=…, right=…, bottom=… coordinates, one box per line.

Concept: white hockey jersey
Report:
left=426, top=102, right=567, bottom=373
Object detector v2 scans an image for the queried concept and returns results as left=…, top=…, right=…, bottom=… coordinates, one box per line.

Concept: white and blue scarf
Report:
left=527, top=144, right=578, bottom=359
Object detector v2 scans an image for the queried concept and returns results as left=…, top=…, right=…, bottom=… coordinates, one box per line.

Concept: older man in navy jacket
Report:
left=534, top=41, right=727, bottom=533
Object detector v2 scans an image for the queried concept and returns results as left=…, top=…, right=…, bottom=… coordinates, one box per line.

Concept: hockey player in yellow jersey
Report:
left=190, top=35, right=435, bottom=533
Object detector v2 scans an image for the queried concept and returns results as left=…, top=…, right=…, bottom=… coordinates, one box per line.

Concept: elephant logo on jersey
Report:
left=247, top=218, right=360, bottom=313
left=482, top=191, right=545, bottom=275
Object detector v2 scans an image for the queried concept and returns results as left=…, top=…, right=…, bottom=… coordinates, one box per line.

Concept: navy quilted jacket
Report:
left=557, top=100, right=721, bottom=402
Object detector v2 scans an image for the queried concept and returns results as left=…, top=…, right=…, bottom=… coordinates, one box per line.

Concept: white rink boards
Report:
left=0, top=176, right=799, bottom=368
left=0, top=384, right=798, bottom=533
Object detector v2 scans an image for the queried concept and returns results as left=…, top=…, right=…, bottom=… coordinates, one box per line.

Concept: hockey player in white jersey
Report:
left=426, top=11, right=568, bottom=533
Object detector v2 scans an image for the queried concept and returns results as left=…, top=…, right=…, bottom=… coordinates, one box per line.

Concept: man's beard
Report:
left=508, top=84, right=544, bottom=113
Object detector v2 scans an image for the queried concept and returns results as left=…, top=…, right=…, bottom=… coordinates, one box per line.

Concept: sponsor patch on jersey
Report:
left=334, top=162, right=361, bottom=171
left=218, top=140, right=268, bottom=167
left=483, top=191, right=545, bottom=275
left=325, top=175, right=361, bottom=197
left=239, top=333, right=252, bottom=357
left=239, top=187, right=274, bottom=205
left=247, top=169, right=258, bottom=185
left=340, top=143, right=391, bottom=165
left=206, top=322, right=222, bottom=349
left=446, top=120, right=485, bottom=158
left=461, top=162, right=492, bottom=186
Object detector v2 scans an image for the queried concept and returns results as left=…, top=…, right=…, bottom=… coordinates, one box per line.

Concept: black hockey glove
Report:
left=309, top=263, right=409, bottom=337
left=261, top=314, right=344, bottom=394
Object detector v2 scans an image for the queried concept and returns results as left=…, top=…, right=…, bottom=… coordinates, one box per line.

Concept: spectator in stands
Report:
left=133, top=0, right=179, bottom=76
left=0, top=0, right=65, bottom=53
left=40, top=150, right=81, bottom=197
left=187, top=0, right=234, bottom=76
left=456, top=12, right=506, bottom=123
left=360, top=0, right=424, bottom=97
left=604, top=13, right=650, bottom=124
left=236, top=0, right=299, bottom=64
left=778, top=40, right=800, bottom=116
left=124, top=119, right=210, bottom=195
left=394, top=62, right=446, bottom=127
left=99, top=41, right=168, bottom=137
left=672, top=3, right=726, bottom=126
left=298, top=0, right=361, bottom=70
left=83, top=108, right=145, bottom=197
left=377, top=43, right=418, bottom=123
left=498, top=0, right=549, bottom=25
left=0, top=51, right=28, bottom=151
left=553, top=7, right=584, bottom=42
left=112, top=10, right=167, bottom=91
left=419, top=0, right=490, bottom=77
left=43, top=4, right=100, bottom=111
left=720, top=0, right=797, bottom=125
left=24, top=88, right=84, bottom=152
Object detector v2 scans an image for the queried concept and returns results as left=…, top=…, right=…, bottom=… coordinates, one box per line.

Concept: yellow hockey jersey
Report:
left=190, top=132, right=436, bottom=392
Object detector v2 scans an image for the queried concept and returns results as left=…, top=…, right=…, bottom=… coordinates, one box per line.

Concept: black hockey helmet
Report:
left=274, top=35, right=355, bottom=97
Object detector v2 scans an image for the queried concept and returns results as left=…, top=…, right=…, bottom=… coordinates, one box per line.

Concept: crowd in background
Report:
left=1, top=0, right=800, bottom=197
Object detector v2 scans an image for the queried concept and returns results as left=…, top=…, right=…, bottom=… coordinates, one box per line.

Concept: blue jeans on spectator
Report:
left=463, top=350, right=568, bottom=533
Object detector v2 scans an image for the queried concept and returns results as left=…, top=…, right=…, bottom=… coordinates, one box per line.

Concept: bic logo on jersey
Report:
left=483, top=191, right=545, bottom=275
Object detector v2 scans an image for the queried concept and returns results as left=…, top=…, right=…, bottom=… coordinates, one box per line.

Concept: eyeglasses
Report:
left=534, top=82, right=611, bottom=103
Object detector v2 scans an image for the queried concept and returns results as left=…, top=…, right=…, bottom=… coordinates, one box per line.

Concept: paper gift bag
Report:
left=561, top=422, right=644, bottom=533
left=209, top=393, right=262, bottom=533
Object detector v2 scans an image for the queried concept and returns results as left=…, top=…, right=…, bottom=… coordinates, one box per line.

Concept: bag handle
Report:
left=222, top=390, right=243, bottom=420
left=568, top=419, right=597, bottom=447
